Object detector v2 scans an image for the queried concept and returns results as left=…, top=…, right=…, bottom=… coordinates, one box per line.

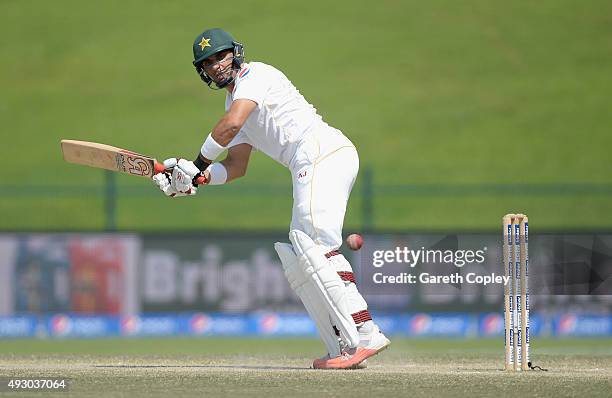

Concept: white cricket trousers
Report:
left=289, top=127, right=358, bottom=252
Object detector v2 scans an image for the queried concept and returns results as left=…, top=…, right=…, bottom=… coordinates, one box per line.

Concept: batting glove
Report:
left=153, top=158, right=200, bottom=197
left=163, top=158, right=202, bottom=192
left=152, top=172, right=198, bottom=197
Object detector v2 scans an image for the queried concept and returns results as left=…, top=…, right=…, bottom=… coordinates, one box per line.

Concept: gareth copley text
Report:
left=372, top=246, right=487, bottom=268
left=372, top=272, right=510, bottom=286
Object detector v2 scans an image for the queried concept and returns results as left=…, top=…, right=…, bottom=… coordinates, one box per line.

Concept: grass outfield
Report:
left=0, top=338, right=611, bottom=397
left=1, top=1, right=612, bottom=230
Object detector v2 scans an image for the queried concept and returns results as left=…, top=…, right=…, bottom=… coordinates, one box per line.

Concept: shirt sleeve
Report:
left=232, top=64, right=269, bottom=105
left=227, top=130, right=252, bottom=148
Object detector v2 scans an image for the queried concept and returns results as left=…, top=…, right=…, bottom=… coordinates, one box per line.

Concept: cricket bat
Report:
left=60, top=139, right=207, bottom=184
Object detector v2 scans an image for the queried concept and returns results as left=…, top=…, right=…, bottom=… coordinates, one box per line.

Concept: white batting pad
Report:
left=275, top=242, right=341, bottom=356
left=289, top=230, right=359, bottom=347
left=328, top=254, right=369, bottom=317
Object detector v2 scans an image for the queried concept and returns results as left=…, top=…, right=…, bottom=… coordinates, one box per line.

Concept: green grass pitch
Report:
left=1, top=338, right=611, bottom=397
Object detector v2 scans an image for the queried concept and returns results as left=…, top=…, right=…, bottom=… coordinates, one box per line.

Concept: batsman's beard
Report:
left=212, top=63, right=236, bottom=88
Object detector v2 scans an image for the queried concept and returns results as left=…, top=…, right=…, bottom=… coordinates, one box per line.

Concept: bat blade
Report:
left=61, top=139, right=163, bottom=179
left=60, top=139, right=207, bottom=184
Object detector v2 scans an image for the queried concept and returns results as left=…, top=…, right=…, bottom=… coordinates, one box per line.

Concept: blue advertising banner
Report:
left=46, top=314, right=120, bottom=338
left=553, top=314, right=612, bottom=336
left=0, top=316, right=38, bottom=338
left=1, top=313, right=610, bottom=338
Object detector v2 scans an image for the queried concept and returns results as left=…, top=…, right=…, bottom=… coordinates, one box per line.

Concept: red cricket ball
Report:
left=346, top=234, right=363, bottom=250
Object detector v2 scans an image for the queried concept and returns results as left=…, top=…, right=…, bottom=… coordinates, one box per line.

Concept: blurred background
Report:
left=0, top=1, right=610, bottom=340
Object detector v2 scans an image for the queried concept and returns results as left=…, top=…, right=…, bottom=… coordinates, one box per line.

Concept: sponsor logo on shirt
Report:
left=296, top=166, right=312, bottom=184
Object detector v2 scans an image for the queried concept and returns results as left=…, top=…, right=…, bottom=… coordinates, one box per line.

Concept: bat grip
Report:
left=153, top=161, right=208, bottom=185
left=153, top=162, right=166, bottom=175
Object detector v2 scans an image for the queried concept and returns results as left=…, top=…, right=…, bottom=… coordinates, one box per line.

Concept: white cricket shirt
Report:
left=225, top=62, right=330, bottom=167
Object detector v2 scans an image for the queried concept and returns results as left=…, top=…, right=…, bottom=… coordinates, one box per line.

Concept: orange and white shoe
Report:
left=313, top=344, right=387, bottom=369
left=312, top=349, right=362, bottom=369
left=313, top=353, right=367, bottom=369
left=358, top=322, right=391, bottom=355
left=312, top=323, right=390, bottom=370
left=352, top=324, right=390, bottom=362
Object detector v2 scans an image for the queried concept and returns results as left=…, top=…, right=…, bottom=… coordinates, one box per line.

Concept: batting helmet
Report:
left=192, top=28, right=244, bottom=89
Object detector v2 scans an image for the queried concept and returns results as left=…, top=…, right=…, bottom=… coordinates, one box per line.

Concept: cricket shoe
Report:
left=354, top=322, right=391, bottom=362
left=312, top=323, right=389, bottom=369
left=312, top=353, right=367, bottom=370
left=312, top=349, right=370, bottom=370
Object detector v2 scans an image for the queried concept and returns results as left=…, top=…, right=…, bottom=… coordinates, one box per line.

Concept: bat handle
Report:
left=153, top=162, right=166, bottom=175
left=153, top=161, right=208, bottom=185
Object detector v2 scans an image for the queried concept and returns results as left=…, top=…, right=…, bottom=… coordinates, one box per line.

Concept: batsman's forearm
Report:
left=220, top=159, right=245, bottom=182
left=195, top=119, right=240, bottom=170
left=211, top=115, right=242, bottom=146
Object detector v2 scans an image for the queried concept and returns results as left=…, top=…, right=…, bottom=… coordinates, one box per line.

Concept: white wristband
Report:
left=206, top=163, right=228, bottom=185
left=200, top=133, right=225, bottom=161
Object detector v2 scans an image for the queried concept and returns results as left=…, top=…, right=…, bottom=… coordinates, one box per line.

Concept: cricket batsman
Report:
left=153, top=28, right=390, bottom=369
